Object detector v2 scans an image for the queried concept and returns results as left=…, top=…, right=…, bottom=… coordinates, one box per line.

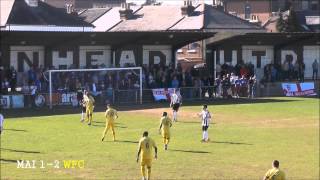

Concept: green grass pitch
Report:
left=0, top=97, right=319, bottom=179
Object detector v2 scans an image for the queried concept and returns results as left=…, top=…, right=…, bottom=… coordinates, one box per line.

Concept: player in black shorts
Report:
left=170, top=89, right=182, bottom=122
left=77, top=89, right=86, bottom=122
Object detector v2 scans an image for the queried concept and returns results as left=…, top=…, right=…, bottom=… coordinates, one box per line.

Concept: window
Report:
left=311, top=0, right=319, bottom=11
left=244, top=3, right=251, bottom=20
left=301, top=0, right=309, bottom=10
left=187, top=43, right=200, bottom=53
left=229, top=11, right=238, bottom=16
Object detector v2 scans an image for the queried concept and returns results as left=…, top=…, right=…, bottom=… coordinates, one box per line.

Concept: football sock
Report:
left=147, top=167, right=151, bottom=180
left=141, top=166, right=146, bottom=179
left=81, top=112, right=84, bottom=120
left=205, top=131, right=209, bottom=141
left=202, top=131, right=206, bottom=140
left=112, top=131, right=115, bottom=141
left=173, top=111, right=177, bottom=121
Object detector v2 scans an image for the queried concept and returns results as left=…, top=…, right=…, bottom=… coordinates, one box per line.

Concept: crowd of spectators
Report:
left=0, top=58, right=318, bottom=99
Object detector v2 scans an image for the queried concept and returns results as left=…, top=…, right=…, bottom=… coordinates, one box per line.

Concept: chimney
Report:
left=66, top=3, right=74, bottom=14
left=25, top=0, right=39, bottom=7
left=213, top=0, right=225, bottom=11
left=119, top=3, right=133, bottom=20
left=181, top=0, right=195, bottom=16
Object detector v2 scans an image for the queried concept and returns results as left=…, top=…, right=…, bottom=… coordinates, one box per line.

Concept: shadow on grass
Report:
left=1, top=148, right=41, bottom=154
left=3, top=128, right=27, bottom=132
left=178, top=121, right=216, bottom=125
left=116, top=140, right=139, bottom=144
left=169, top=149, right=211, bottom=154
left=209, top=141, right=253, bottom=145
left=3, top=98, right=301, bottom=118
left=115, top=125, right=127, bottom=128
left=92, top=121, right=105, bottom=124
left=91, top=123, right=127, bottom=128
left=0, top=158, right=17, bottom=163
left=91, top=124, right=105, bottom=127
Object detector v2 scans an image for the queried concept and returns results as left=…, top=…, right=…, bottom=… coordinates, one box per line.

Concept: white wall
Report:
left=242, top=45, right=274, bottom=68
left=303, top=46, right=320, bottom=78
left=10, top=46, right=45, bottom=72
left=242, top=45, right=273, bottom=80
left=281, top=50, right=297, bottom=64
left=143, top=45, right=172, bottom=65
left=52, top=51, right=74, bottom=68
left=79, top=46, right=111, bottom=68
left=119, top=50, right=136, bottom=67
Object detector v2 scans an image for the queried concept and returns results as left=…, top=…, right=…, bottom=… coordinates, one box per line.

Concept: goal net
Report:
left=47, top=67, right=143, bottom=109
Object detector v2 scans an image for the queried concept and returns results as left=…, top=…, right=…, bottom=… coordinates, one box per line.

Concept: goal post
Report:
left=47, top=67, right=143, bottom=109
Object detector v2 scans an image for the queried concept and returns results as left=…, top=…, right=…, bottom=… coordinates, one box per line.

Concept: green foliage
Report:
left=276, top=8, right=303, bottom=32
left=286, top=8, right=303, bottom=32
left=276, top=13, right=286, bottom=32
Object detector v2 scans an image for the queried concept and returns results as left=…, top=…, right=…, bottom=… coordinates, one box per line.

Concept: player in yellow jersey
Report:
left=101, top=104, right=118, bottom=142
left=83, top=91, right=95, bottom=125
left=136, top=131, right=158, bottom=180
left=158, top=112, right=172, bottom=150
left=263, top=160, right=286, bottom=180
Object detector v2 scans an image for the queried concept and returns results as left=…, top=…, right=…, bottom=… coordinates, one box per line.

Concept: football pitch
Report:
left=0, top=97, right=319, bottom=180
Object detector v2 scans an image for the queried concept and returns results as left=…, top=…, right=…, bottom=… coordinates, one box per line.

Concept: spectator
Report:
left=247, top=62, right=254, bottom=77
left=221, top=76, right=230, bottom=98
left=282, top=60, right=289, bottom=80
left=234, top=76, right=241, bottom=98
left=30, top=82, right=37, bottom=108
left=171, top=76, right=179, bottom=88
left=312, top=59, right=318, bottom=80
left=105, top=84, right=113, bottom=104
left=230, top=73, right=236, bottom=97
left=288, top=60, right=294, bottom=81
left=208, top=75, right=214, bottom=98
left=8, top=66, right=17, bottom=92
left=298, top=61, right=305, bottom=82
left=240, top=75, right=247, bottom=97
left=240, top=65, right=249, bottom=77
left=271, top=64, right=277, bottom=82
left=293, top=61, right=299, bottom=80
left=248, top=76, right=256, bottom=98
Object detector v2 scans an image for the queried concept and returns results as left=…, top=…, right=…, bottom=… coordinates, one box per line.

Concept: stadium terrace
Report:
left=0, top=0, right=319, bottom=107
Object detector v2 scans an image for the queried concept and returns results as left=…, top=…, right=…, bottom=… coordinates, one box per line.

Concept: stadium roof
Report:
left=1, top=1, right=264, bottom=34
left=206, top=32, right=318, bottom=48
left=1, top=31, right=215, bottom=49
left=1, top=0, right=93, bottom=30
left=0, top=0, right=15, bottom=27
left=76, top=3, right=265, bottom=32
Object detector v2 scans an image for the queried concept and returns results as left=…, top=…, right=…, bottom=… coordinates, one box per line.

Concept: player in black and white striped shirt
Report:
left=170, top=89, right=182, bottom=122
left=198, top=104, right=212, bottom=142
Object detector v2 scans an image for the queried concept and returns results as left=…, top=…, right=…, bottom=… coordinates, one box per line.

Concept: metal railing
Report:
left=1, top=85, right=259, bottom=109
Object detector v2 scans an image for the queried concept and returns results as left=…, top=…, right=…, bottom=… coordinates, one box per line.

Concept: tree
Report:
left=276, top=13, right=286, bottom=32
left=286, top=8, right=303, bottom=32
left=276, top=8, right=303, bottom=32
left=286, top=8, right=302, bottom=32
